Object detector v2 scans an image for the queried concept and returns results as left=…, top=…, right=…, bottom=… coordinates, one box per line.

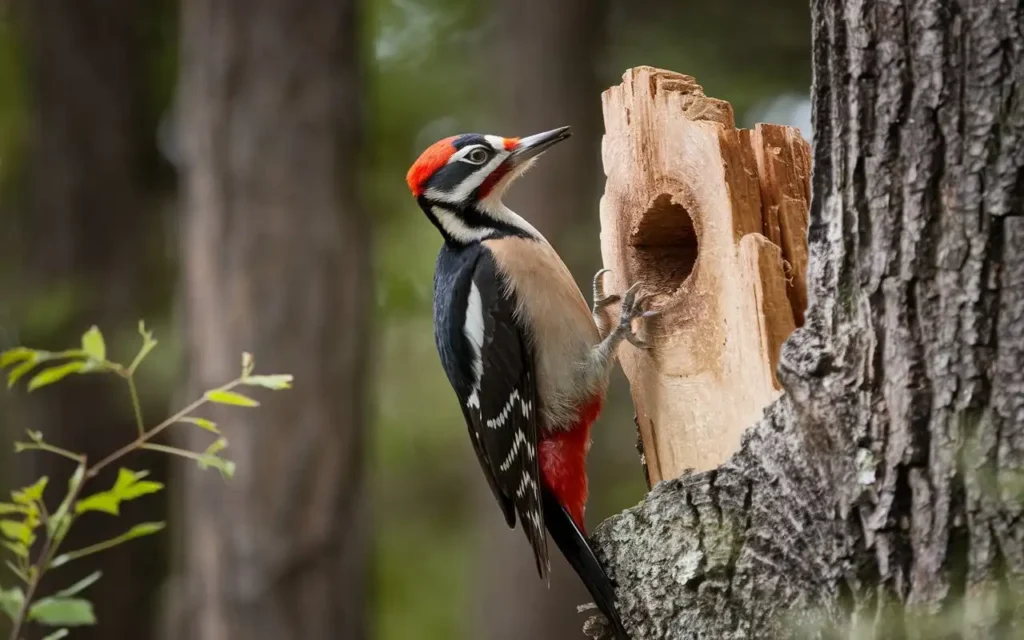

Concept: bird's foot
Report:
left=616, top=282, right=657, bottom=349
left=591, top=268, right=620, bottom=314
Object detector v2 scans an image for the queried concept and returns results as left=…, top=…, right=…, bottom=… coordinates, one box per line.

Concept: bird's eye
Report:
left=464, top=148, right=490, bottom=165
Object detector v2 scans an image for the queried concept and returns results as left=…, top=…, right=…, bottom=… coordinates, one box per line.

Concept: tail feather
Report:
left=542, top=486, right=630, bottom=640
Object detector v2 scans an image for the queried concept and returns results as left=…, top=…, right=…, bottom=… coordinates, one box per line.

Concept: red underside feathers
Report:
left=539, top=395, right=604, bottom=534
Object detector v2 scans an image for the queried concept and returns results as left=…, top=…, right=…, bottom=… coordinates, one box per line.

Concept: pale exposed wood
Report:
left=598, top=66, right=810, bottom=482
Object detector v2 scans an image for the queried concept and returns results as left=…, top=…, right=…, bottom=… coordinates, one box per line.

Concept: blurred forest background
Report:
left=0, top=0, right=810, bottom=638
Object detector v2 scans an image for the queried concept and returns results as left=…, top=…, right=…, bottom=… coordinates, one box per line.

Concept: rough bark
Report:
left=589, top=0, right=1024, bottom=637
left=476, top=2, right=615, bottom=639
left=174, top=1, right=371, bottom=639
left=4, top=2, right=167, bottom=638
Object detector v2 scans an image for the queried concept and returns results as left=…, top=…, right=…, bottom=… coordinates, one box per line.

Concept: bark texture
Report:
left=175, top=1, right=371, bottom=638
left=589, top=0, right=1024, bottom=637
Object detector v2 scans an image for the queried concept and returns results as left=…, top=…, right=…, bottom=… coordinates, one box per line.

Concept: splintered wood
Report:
left=599, top=66, right=810, bottom=483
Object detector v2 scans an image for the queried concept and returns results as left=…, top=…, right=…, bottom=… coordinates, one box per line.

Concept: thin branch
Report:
left=126, top=375, right=145, bottom=438
left=85, top=379, right=241, bottom=480
left=140, top=443, right=209, bottom=464
left=14, top=442, right=85, bottom=464
left=6, top=474, right=88, bottom=640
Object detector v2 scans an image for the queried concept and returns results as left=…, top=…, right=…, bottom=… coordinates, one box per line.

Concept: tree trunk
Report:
left=174, top=1, right=371, bottom=639
left=476, top=2, right=619, bottom=639
left=590, top=0, right=1023, bottom=637
left=5, top=2, right=167, bottom=638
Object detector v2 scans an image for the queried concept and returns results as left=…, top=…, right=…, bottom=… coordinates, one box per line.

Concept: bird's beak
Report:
left=507, top=126, right=572, bottom=168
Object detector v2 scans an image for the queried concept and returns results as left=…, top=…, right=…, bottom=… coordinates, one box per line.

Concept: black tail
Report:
left=542, top=487, right=630, bottom=640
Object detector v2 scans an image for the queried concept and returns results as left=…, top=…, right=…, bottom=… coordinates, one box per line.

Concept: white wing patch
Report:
left=464, top=281, right=485, bottom=410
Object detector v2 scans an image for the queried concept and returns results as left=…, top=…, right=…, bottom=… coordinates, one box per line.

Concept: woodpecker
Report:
left=407, top=126, right=649, bottom=640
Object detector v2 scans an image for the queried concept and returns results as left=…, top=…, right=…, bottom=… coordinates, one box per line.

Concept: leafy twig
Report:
left=0, top=322, right=291, bottom=639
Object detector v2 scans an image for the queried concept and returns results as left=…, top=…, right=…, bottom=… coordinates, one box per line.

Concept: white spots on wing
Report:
left=516, top=471, right=539, bottom=500
left=516, top=473, right=542, bottom=536
left=486, top=388, right=531, bottom=429
left=500, top=428, right=536, bottom=472
left=527, top=508, right=543, bottom=534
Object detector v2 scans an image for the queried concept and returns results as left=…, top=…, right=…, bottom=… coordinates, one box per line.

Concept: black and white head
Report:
left=405, top=126, right=571, bottom=244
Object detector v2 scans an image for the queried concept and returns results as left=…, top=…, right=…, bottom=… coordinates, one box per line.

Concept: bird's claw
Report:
left=617, top=282, right=656, bottom=349
left=591, top=268, right=620, bottom=313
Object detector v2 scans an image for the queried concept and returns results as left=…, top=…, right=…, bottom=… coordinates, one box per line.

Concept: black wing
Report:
left=433, top=245, right=549, bottom=578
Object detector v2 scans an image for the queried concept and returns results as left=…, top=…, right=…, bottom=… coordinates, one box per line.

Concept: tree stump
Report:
left=599, top=66, right=811, bottom=482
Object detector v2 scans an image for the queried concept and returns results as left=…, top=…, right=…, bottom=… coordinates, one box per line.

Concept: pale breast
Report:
left=483, top=237, right=600, bottom=431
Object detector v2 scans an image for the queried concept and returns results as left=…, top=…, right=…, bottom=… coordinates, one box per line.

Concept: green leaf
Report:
left=7, top=357, right=38, bottom=388
left=52, top=571, right=101, bottom=598
left=27, top=361, right=86, bottom=392
left=81, top=326, right=106, bottom=361
left=0, top=503, right=24, bottom=516
left=203, top=437, right=228, bottom=457
left=198, top=455, right=236, bottom=480
left=205, top=389, right=259, bottom=407
left=42, top=629, right=70, bottom=640
left=194, top=438, right=235, bottom=479
left=179, top=416, right=219, bottom=433
left=73, top=493, right=120, bottom=516
left=129, top=320, right=158, bottom=373
left=12, top=476, right=48, bottom=505
left=241, top=374, right=294, bottom=390
left=29, top=596, right=95, bottom=626
left=112, top=468, right=163, bottom=501
left=0, top=520, right=32, bottom=545
left=51, top=522, right=166, bottom=569
left=0, top=584, right=24, bottom=620
left=121, top=522, right=165, bottom=540
left=2, top=540, right=28, bottom=559
left=0, top=347, right=35, bottom=369
left=74, top=468, right=163, bottom=516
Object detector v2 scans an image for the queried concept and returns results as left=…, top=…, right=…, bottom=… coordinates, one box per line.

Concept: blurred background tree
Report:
left=0, top=0, right=810, bottom=638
